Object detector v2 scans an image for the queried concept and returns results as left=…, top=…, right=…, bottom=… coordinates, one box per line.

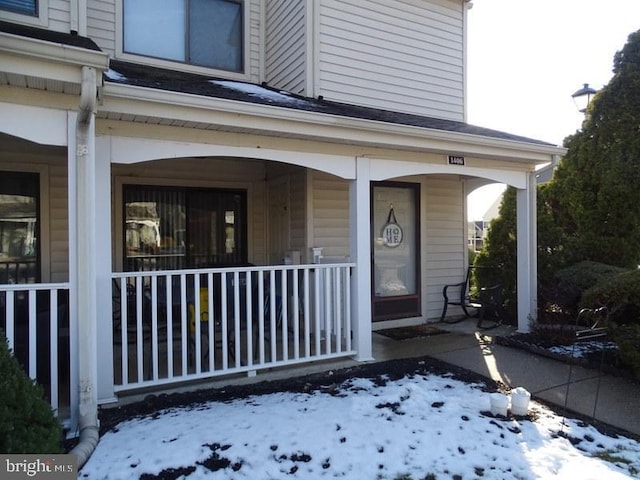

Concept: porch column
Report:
left=95, top=136, right=114, bottom=402
left=349, top=157, right=373, bottom=361
left=516, top=172, right=537, bottom=332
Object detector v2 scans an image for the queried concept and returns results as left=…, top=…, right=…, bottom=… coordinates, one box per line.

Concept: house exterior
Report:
left=0, top=0, right=564, bottom=443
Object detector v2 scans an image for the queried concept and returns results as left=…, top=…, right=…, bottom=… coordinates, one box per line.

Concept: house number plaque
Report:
left=381, top=205, right=403, bottom=248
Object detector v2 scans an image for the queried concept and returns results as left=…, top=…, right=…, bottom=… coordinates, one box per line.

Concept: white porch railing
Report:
left=112, top=263, right=356, bottom=393
left=0, top=283, right=76, bottom=432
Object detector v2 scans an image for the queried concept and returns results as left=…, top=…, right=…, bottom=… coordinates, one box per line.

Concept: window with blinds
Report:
left=0, top=171, right=40, bottom=284
left=0, top=0, right=37, bottom=16
left=123, top=185, right=247, bottom=271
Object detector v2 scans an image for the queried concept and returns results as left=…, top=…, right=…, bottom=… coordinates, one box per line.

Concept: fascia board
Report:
left=0, top=32, right=109, bottom=82
left=102, top=82, right=566, bottom=164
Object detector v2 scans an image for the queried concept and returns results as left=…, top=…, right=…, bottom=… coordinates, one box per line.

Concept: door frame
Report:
left=370, top=181, right=421, bottom=321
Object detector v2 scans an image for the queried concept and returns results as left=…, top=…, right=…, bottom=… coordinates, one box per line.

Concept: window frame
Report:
left=0, top=166, right=51, bottom=284
left=0, top=0, right=49, bottom=28
left=121, top=183, right=249, bottom=272
left=116, top=0, right=250, bottom=80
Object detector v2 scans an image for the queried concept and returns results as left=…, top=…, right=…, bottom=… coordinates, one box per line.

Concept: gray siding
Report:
left=310, top=171, right=350, bottom=259
left=265, top=0, right=307, bottom=95
left=87, top=0, right=116, bottom=54
left=317, top=0, right=464, bottom=120
left=49, top=0, right=71, bottom=32
left=423, top=175, right=465, bottom=319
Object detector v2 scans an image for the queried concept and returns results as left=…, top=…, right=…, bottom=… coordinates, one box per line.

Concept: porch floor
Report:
left=103, top=319, right=640, bottom=437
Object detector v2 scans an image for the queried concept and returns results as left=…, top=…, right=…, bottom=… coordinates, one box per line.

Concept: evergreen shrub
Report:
left=0, top=334, right=62, bottom=453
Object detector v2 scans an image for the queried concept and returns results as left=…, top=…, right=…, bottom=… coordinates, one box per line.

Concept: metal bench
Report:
left=440, top=265, right=507, bottom=329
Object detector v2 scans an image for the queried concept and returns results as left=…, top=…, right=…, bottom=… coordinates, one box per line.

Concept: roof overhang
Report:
left=101, top=82, right=566, bottom=165
left=0, top=31, right=109, bottom=89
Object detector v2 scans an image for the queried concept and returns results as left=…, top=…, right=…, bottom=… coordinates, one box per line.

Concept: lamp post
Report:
left=571, top=83, right=597, bottom=113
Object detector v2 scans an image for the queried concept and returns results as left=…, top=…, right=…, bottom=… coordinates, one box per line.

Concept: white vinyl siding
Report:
left=423, top=175, right=465, bottom=320
left=87, top=0, right=116, bottom=54
left=48, top=0, right=70, bottom=32
left=48, top=162, right=68, bottom=282
left=112, top=157, right=268, bottom=267
left=265, top=0, right=307, bottom=95
left=317, top=0, right=464, bottom=121
left=289, top=170, right=307, bottom=252
left=310, top=171, right=350, bottom=259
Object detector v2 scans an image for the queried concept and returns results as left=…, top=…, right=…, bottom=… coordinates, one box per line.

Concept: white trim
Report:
left=114, top=0, right=252, bottom=82
left=0, top=162, right=51, bottom=283
left=0, top=31, right=110, bottom=72
left=369, top=157, right=528, bottom=188
left=0, top=0, right=49, bottom=28
left=0, top=102, right=68, bottom=146
left=102, top=134, right=357, bottom=179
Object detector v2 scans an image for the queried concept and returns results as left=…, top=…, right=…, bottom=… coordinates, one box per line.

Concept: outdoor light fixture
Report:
left=571, top=83, right=597, bottom=113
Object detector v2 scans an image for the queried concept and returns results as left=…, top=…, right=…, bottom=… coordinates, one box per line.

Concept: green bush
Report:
left=0, top=334, right=62, bottom=453
left=547, top=261, right=628, bottom=317
left=581, top=269, right=640, bottom=325
left=581, top=270, right=640, bottom=380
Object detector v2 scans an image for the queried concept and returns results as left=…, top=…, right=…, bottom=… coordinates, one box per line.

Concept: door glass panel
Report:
left=373, top=185, right=417, bottom=297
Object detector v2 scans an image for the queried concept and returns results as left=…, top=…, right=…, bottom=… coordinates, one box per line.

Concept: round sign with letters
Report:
left=381, top=206, right=403, bottom=248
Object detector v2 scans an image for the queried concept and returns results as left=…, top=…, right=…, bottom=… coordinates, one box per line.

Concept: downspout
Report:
left=69, top=65, right=100, bottom=468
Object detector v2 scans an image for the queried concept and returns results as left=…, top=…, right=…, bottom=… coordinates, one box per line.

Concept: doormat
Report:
left=375, top=324, right=449, bottom=341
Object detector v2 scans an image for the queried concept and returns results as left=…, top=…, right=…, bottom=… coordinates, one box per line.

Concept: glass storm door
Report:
left=371, top=182, right=420, bottom=321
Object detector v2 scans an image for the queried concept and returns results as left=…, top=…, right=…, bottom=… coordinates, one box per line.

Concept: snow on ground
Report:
left=81, top=370, right=640, bottom=480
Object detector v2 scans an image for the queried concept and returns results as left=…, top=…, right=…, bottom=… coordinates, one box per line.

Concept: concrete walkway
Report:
left=373, top=321, right=640, bottom=437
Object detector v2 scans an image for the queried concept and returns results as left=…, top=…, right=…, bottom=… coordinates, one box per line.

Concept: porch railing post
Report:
left=350, top=157, right=374, bottom=361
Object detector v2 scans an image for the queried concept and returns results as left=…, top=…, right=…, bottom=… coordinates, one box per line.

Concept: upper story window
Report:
left=0, top=0, right=36, bottom=16
left=0, top=0, right=47, bottom=27
left=123, top=0, right=244, bottom=73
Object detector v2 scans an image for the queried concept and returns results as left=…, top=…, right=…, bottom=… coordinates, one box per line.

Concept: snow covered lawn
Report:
left=81, top=367, right=640, bottom=479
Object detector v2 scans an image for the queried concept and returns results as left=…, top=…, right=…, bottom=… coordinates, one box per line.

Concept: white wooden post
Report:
left=350, top=157, right=373, bottom=361
left=516, top=172, right=537, bottom=332
left=95, top=136, right=115, bottom=403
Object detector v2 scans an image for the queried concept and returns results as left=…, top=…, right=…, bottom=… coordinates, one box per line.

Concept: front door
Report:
left=371, top=182, right=420, bottom=321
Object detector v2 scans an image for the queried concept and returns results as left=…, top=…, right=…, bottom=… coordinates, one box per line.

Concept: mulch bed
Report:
left=375, top=324, right=449, bottom=341
left=496, top=332, right=636, bottom=381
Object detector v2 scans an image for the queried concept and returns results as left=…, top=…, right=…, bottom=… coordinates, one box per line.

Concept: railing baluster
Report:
left=245, top=272, right=253, bottom=368
left=151, top=276, right=159, bottom=381
left=207, top=273, right=214, bottom=372
left=28, top=290, right=37, bottom=379
left=194, top=274, right=201, bottom=374
left=135, top=276, right=143, bottom=383
left=120, top=278, right=128, bottom=385
left=303, top=268, right=310, bottom=358
left=335, top=267, right=342, bottom=354
left=269, top=270, right=277, bottom=361
left=314, top=267, right=321, bottom=356
left=324, top=268, right=332, bottom=354
left=180, top=274, right=187, bottom=375
left=5, top=291, right=14, bottom=352
left=281, top=270, right=288, bottom=361
left=49, top=289, right=59, bottom=413
left=345, top=267, right=352, bottom=351
left=221, top=272, right=228, bottom=370
left=292, top=268, right=300, bottom=360
left=166, top=274, right=173, bottom=379
left=257, top=270, right=265, bottom=364
left=233, top=271, right=240, bottom=367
